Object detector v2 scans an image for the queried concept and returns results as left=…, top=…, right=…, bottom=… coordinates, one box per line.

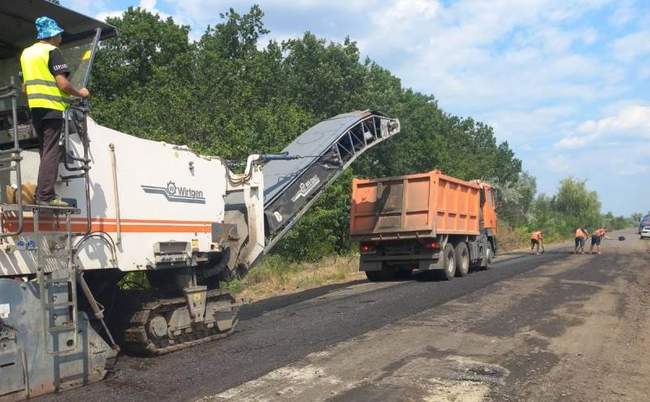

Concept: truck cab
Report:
left=477, top=182, right=497, bottom=234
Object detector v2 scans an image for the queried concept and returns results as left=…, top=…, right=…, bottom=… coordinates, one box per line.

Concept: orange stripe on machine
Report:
left=1, top=216, right=213, bottom=233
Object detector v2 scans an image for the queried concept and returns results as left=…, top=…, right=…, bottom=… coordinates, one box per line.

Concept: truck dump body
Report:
left=350, top=170, right=497, bottom=281
left=350, top=170, right=481, bottom=240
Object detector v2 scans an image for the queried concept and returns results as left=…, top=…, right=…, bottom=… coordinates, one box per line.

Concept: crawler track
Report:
left=122, top=290, right=238, bottom=355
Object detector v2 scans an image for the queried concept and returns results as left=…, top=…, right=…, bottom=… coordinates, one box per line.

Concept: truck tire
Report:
left=481, top=244, right=494, bottom=270
left=440, top=243, right=456, bottom=280
left=365, top=270, right=394, bottom=282
left=454, top=242, right=470, bottom=277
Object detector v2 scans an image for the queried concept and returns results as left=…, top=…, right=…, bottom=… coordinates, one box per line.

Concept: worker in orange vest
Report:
left=590, top=227, right=609, bottom=255
left=574, top=227, right=589, bottom=254
left=530, top=230, right=544, bottom=255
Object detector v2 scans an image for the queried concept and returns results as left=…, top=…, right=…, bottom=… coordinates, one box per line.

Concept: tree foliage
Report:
left=494, top=172, right=537, bottom=226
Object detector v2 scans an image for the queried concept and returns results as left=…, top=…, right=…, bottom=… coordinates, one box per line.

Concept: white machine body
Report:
left=0, top=118, right=263, bottom=276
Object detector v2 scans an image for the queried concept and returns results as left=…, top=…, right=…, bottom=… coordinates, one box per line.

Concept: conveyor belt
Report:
left=262, top=110, right=400, bottom=250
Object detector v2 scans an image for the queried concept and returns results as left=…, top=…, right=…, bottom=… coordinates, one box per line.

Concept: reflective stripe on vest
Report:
left=27, top=93, right=71, bottom=102
left=20, top=42, right=68, bottom=111
left=24, top=79, right=58, bottom=87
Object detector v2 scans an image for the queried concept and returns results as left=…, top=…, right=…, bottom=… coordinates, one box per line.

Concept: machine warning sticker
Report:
left=0, top=303, right=9, bottom=319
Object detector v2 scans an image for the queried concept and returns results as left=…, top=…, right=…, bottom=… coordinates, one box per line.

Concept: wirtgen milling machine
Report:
left=0, top=1, right=400, bottom=399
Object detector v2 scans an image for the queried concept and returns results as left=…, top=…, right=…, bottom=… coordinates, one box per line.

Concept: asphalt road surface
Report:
left=40, top=230, right=650, bottom=401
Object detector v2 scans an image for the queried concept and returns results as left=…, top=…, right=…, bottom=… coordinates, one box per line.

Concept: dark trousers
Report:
left=33, top=118, right=63, bottom=202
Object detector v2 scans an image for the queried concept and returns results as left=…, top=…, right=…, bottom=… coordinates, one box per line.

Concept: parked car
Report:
left=641, top=226, right=650, bottom=239
left=640, top=215, right=650, bottom=234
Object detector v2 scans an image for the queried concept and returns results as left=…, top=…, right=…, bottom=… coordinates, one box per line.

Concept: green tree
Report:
left=494, top=171, right=537, bottom=226
left=552, top=178, right=601, bottom=232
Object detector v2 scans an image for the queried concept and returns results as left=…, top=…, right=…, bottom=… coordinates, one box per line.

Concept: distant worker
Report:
left=19, top=16, right=90, bottom=207
left=590, top=227, right=610, bottom=255
left=574, top=227, right=589, bottom=254
left=530, top=230, right=544, bottom=255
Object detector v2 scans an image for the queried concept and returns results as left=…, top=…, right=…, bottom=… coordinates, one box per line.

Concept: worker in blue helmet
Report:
left=19, top=16, right=90, bottom=207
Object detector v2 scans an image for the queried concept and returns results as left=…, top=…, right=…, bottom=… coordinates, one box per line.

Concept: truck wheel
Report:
left=440, top=243, right=456, bottom=280
left=365, top=270, right=393, bottom=282
left=481, top=244, right=493, bottom=270
left=454, top=242, right=470, bottom=277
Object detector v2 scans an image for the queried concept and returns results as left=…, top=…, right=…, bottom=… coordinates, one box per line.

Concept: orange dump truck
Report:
left=350, top=170, right=497, bottom=281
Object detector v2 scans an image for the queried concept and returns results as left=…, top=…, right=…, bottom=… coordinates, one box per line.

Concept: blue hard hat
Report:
left=35, top=16, right=64, bottom=40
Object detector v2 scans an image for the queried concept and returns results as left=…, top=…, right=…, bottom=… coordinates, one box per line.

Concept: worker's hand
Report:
left=78, top=87, right=90, bottom=98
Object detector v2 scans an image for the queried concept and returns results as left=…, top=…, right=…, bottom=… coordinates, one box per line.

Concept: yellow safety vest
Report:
left=19, top=42, right=68, bottom=111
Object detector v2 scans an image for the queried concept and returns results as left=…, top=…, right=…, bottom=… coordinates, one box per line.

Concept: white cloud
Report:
left=484, top=105, right=577, bottom=144
left=555, top=135, right=592, bottom=149
left=139, top=0, right=157, bottom=10
left=94, top=0, right=171, bottom=22
left=371, top=0, right=439, bottom=29
left=556, top=104, right=650, bottom=149
left=546, top=155, right=572, bottom=174
left=613, top=29, right=650, bottom=61
left=352, top=0, right=625, bottom=117
left=63, top=0, right=110, bottom=15
left=616, top=162, right=649, bottom=176
left=608, top=0, right=639, bottom=26
left=95, top=10, right=123, bottom=21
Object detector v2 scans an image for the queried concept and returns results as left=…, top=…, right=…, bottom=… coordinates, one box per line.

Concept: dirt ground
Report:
left=202, top=231, right=650, bottom=402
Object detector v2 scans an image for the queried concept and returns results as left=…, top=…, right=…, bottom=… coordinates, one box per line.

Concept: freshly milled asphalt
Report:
left=39, top=248, right=573, bottom=402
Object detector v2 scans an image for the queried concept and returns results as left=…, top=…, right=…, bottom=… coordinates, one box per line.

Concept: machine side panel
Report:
left=0, top=119, right=229, bottom=275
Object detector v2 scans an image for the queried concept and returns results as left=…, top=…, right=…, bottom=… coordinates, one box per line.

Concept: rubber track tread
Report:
left=123, top=289, right=238, bottom=355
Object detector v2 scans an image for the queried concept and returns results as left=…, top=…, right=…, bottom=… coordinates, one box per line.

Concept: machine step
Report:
left=48, top=324, right=76, bottom=333
left=44, top=301, right=75, bottom=309
left=44, top=276, right=74, bottom=284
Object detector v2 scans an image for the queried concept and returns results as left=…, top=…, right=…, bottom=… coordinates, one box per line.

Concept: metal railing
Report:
left=0, top=76, right=25, bottom=237
left=60, top=103, right=92, bottom=233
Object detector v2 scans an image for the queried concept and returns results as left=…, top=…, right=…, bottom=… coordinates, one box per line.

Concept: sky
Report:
left=62, top=0, right=650, bottom=216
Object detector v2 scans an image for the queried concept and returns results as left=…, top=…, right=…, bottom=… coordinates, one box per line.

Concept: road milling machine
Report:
left=0, top=1, right=400, bottom=400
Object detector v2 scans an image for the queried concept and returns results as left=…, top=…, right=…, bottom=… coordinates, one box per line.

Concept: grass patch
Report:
left=232, top=254, right=363, bottom=301
left=497, top=222, right=530, bottom=252
left=118, top=271, right=150, bottom=290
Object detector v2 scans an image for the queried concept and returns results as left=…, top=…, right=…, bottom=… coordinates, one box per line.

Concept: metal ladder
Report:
left=33, top=206, right=81, bottom=355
